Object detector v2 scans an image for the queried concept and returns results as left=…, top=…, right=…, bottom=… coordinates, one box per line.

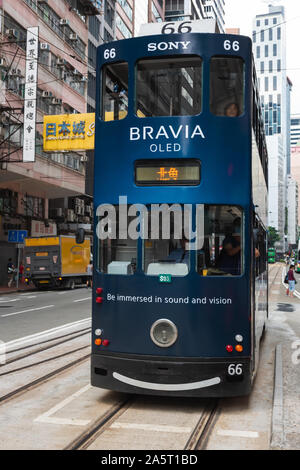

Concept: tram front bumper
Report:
left=91, top=354, right=252, bottom=398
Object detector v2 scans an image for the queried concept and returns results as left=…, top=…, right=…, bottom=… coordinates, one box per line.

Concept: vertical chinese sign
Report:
left=23, top=27, right=39, bottom=162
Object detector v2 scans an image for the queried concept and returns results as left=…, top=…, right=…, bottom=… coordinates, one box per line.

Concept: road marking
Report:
left=73, top=297, right=91, bottom=302
left=1, top=305, right=55, bottom=318
left=0, top=298, right=20, bottom=303
left=34, top=384, right=92, bottom=426
left=271, top=344, right=284, bottom=448
left=217, top=430, right=259, bottom=438
left=4, top=317, right=91, bottom=352
left=110, top=422, right=192, bottom=433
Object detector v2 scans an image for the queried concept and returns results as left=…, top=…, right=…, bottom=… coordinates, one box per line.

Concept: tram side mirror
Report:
left=76, top=228, right=85, bottom=244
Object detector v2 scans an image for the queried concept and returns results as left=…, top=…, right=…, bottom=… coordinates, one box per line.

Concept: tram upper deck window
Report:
left=210, top=57, right=244, bottom=117
left=101, top=62, right=129, bottom=121
left=136, top=56, right=202, bottom=117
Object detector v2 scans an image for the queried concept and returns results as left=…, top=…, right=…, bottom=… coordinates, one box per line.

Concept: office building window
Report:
left=273, top=76, right=277, bottom=91
left=269, top=28, right=273, bottom=41
left=277, top=27, right=281, bottom=40
left=265, top=77, right=268, bottom=92
left=260, top=61, right=264, bottom=73
left=256, top=46, right=260, bottom=59
left=265, top=45, right=268, bottom=57
left=273, top=18, right=277, bottom=24
left=277, top=60, right=281, bottom=72
left=261, top=30, right=264, bottom=41
left=273, top=44, right=277, bottom=56
left=269, top=60, right=273, bottom=73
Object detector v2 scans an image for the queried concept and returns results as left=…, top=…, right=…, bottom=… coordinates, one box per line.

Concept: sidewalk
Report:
left=0, top=283, right=36, bottom=295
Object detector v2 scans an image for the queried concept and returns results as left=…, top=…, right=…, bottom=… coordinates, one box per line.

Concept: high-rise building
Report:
left=253, top=4, right=292, bottom=252
left=165, top=0, right=225, bottom=32
left=291, top=114, right=300, bottom=147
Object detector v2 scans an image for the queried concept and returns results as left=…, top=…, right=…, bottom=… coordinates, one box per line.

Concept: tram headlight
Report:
left=235, top=334, right=243, bottom=342
left=150, top=319, right=178, bottom=348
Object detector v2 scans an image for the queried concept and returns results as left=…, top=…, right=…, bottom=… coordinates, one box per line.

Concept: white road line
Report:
left=34, top=384, right=92, bottom=426
left=73, top=297, right=91, bottom=303
left=110, top=422, right=192, bottom=433
left=271, top=344, right=284, bottom=448
left=217, top=430, right=259, bottom=438
left=4, top=317, right=90, bottom=351
left=0, top=298, right=20, bottom=303
left=1, top=305, right=55, bottom=318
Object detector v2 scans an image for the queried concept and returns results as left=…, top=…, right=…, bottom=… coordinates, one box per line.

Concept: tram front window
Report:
left=101, top=62, right=129, bottom=121
left=136, top=56, right=202, bottom=117
left=143, top=204, right=190, bottom=277
left=197, top=205, right=244, bottom=276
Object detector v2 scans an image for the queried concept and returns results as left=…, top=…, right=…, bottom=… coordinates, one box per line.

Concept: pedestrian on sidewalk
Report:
left=7, top=258, right=15, bottom=288
left=19, top=262, right=24, bottom=284
left=86, top=261, right=93, bottom=288
left=286, top=264, right=296, bottom=297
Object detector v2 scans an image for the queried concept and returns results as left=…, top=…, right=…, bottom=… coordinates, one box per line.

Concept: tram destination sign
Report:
left=138, top=19, right=219, bottom=37
left=135, top=159, right=200, bottom=186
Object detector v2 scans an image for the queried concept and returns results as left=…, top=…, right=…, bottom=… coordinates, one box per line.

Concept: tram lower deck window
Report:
left=136, top=55, right=202, bottom=117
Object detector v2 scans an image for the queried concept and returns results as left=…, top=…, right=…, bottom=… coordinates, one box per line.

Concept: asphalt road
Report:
left=0, top=287, right=92, bottom=342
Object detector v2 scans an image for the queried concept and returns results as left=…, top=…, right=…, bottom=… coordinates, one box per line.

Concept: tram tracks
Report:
left=0, top=326, right=91, bottom=405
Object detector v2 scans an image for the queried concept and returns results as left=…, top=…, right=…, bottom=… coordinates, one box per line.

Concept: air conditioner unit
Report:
left=75, top=197, right=81, bottom=206
left=55, top=208, right=63, bottom=217
left=6, top=29, right=18, bottom=39
left=67, top=209, right=75, bottom=222
left=40, top=43, right=50, bottom=50
left=73, top=69, right=81, bottom=76
left=0, top=128, right=6, bottom=139
left=42, top=91, right=52, bottom=98
left=60, top=19, right=69, bottom=26
left=0, top=58, right=7, bottom=67
left=10, top=68, right=22, bottom=76
left=69, top=33, right=78, bottom=41
left=57, top=58, right=66, bottom=67
left=51, top=98, right=62, bottom=105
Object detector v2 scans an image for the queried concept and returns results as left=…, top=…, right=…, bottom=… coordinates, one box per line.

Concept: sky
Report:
left=224, top=0, right=300, bottom=115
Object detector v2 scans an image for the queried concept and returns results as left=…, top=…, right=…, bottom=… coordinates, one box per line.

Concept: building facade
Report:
left=0, top=0, right=101, bottom=284
left=253, top=4, right=293, bottom=252
left=165, top=0, right=225, bottom=32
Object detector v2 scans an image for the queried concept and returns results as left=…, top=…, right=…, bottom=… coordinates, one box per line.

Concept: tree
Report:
left=268, top=226, right=280, bottom=247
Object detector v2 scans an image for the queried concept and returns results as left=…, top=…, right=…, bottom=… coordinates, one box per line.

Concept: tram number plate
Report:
left=226, top=363, right=244, bottom=382
left=159, top=274, right=172, bottom=283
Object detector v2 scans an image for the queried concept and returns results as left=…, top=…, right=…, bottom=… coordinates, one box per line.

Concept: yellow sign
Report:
left=43, top=113, right=95, bottom=152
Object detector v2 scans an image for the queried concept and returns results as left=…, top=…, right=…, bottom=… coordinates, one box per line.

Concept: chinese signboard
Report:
left=23, top=27, right=38, bottom=162
left=43, top=113, right=95, bottom=152
left=31, top=220, right=57, bottom=237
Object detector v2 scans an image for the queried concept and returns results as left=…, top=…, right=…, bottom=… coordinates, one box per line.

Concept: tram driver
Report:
left=215, top=217, right=241, bottom=275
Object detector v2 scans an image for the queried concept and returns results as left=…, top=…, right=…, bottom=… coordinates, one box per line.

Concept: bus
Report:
left=91, top=20, right=268, bottom=397
left=268, top=247, right=276, bottom=264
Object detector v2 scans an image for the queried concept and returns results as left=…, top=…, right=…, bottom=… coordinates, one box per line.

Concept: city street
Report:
left=0, top=264, right=299, bottom=450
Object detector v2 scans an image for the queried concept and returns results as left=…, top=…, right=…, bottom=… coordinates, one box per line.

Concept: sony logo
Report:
left=147, top=41, right=191, bottom=52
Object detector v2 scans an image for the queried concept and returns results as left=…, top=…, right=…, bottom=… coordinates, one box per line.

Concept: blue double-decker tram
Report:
left=91, top=21, right=268, bottom=397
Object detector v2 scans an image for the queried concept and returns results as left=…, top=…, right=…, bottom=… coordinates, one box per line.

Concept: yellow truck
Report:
left=24, top=235, right=91, bottom=289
